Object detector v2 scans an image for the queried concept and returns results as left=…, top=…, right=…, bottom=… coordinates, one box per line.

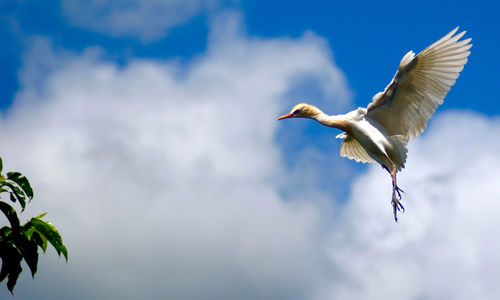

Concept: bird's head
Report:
left=277, top=103, right=321, bottom=120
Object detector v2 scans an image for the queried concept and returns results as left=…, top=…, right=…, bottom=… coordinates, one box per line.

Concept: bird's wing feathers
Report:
left=366, top=27, right=472, bottom=140
left=338, top=134, right=376, bottom=164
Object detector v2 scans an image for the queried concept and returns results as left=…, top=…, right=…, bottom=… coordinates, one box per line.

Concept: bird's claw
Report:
left=395, top=198, right=405, bottom=212
left=395, top=186, right=405, bottom=200
left=391, top=189, right=405, bottom=222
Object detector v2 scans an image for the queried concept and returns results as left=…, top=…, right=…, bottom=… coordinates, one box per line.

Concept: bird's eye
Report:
left=293, top=109, right=302, bottom=114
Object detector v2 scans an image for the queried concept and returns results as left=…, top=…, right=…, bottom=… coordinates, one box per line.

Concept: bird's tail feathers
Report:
left=389, top=135, right=408, bottom=171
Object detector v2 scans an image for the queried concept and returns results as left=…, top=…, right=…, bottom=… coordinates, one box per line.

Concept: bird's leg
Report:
left=390, top=167, right=404, bottom=207
left=384, top=161, right=405, bottom=222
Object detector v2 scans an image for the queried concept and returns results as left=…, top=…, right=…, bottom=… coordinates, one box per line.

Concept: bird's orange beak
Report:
left=277, top=112, right=294, bottom=121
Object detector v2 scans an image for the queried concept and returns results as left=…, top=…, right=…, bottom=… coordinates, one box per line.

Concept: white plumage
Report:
left=278, top=27, right=472, bottom=221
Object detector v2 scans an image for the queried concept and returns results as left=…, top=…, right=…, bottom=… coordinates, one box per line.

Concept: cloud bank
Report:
left=1, top=9, right=500, bottom=300
left=322, top=112, right=500, bottom=300
left=61, top=0, right=222, bottom=41
left=0, top=14, right=349, bottom=300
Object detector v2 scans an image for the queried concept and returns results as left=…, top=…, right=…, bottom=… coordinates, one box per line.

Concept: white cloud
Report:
left=3, top=10, right=499, bottom=300
left=321, top=112, right=500, bottom=300
left=0, top=14, right=350, bottom=299
left=61, top=0, right=223, bottom=41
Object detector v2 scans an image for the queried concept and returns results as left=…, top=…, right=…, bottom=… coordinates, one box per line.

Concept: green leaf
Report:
left=0, top=159, right=69, bottom=293
left=32, top=231, right=47, bottom=253
left=0, top=201, right=20, bottom=232
left=0, top=243, right=23, bottom=294
left=13, top=234, right=38, bottom=278
left=9, top=192, right=25, bottom=211
left=22, top=221, right=47, bottom=252
left=22, top=223, right=35, bottom=240
left=0, top=226, right=12, bottom=240
left=0, top=245, right=12, bottom=282
left=7, top=172, right=33, bottom=200
left=2, top=182, right=26, bottom=210
left=30, top=218, right=68, bottom=261
left=34, top=212, right=47, bottom=219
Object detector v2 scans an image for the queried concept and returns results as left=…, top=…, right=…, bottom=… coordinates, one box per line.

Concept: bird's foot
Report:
left=395, top=185, right=405, bottom=200
left=391, top=189, right=405, bottom=222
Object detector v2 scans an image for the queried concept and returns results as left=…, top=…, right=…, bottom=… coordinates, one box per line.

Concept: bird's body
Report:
left=278, top=27, right=472, bottom=221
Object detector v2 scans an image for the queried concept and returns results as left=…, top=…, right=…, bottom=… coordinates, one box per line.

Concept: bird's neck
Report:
left=314, top=112, right=350, bottom=132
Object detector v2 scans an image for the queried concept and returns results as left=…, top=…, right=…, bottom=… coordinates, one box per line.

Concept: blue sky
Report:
left=2, top=1, right=498, bottom=112
left=1, top=1, right=500, bottom=299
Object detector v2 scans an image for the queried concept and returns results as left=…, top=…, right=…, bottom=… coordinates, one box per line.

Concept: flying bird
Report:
left=278, top=27, right=472, bottom=221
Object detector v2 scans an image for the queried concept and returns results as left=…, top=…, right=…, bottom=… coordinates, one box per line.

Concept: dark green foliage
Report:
left=0, top=157, right=67, bottom=294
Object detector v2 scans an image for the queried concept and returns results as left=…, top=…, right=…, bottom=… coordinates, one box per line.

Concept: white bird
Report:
left=278, top=27, right=472, bottom=221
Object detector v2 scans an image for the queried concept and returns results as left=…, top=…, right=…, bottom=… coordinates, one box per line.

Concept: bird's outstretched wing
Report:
left=366, top=27, right=472, bottom=140
left=337, top=133, right=376, bottom=164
